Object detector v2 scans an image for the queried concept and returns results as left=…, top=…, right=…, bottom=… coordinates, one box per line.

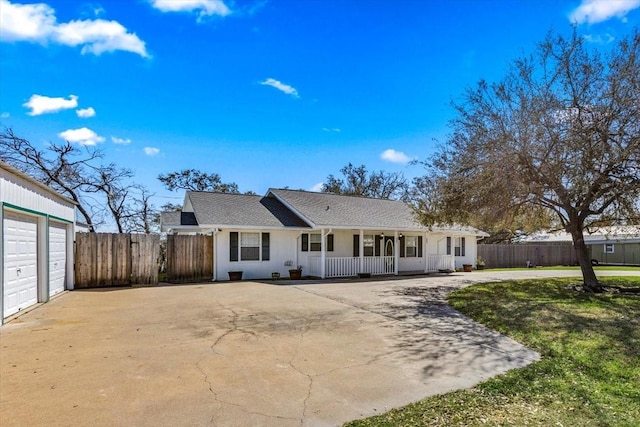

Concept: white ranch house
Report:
left=161, top=189, right=487, bottom=281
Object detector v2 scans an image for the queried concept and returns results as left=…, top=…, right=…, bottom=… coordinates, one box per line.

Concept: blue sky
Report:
left=1, top=0, right=639, bottom=209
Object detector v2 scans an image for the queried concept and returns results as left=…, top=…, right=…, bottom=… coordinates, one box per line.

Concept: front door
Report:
left=384, top=237, right=394, bottom=272
left=385, top=238, right=394, bottom=256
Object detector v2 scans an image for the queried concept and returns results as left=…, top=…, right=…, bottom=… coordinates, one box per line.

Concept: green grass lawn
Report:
left=344, top=276, right=640, bottom=427
left=485, top=265, right=640, bottom=271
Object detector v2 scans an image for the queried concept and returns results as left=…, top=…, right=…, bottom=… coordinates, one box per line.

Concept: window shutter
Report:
left=327, top=234, right=334, bottom=252
left=375, top=236, right=382, bottom=257
left=230, top=232, right=238, bottom=262
left=446, top=237, right=452, bottom=255
left=262, top=233, right=270, bottom=261
left=302, top=233, right=309, bottom=251
left=399, top=236, right=405, bottom=257
left=461, top=237, right=466, bottom=256
left=353, top=235, right=359, bottom=257
left=418, top=236, right=423, bottom=257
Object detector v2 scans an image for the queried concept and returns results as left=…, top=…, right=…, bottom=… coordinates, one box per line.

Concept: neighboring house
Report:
left=161, top=189, right=488, bottom=281
left=521, top=226, right=640, bottom=266
left=1, top=161, right=76, bottom=324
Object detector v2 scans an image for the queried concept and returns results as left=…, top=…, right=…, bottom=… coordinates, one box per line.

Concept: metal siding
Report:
left=0, top=170, right=75, bottom=222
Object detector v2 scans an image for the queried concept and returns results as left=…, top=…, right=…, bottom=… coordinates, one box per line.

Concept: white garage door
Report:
left=3, top=212, right=38, bottom=318
left=49, top=222, right=67, bottom=297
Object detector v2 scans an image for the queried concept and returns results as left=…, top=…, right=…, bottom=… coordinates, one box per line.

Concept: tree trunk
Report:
left=567, top=222, right=603, bottom=293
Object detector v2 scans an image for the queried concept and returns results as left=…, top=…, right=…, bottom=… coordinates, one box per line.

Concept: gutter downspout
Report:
left=295, top=231, right=304, bottom=270
left=321, top=228, right=332, bottom=279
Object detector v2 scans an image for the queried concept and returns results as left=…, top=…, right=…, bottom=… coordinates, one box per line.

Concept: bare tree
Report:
left=158, top=169, right=239, bottom=193
left=124, top=186, right=158, bottom=234
left=0, top=128, right=150, bottom=232
left=414, top=29, right=640, bottom=292
left=1, top=128, right=100, bottom=230
left=322, top=163, right=408, bottom=200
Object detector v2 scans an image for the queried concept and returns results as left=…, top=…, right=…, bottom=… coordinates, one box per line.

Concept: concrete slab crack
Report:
left=195, top=356, right=299, bottom=424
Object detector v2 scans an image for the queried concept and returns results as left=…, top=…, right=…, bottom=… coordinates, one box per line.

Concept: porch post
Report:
left=320, top=228, right=326, bottom=279
left=450, top=235, right=455, bottom=271
left=394, top=230, right=399, bottom=275
left=212, top=229, right=217, bottom=281
left=359, top=229, right=364, bottom=273
left=424, top=231, right=428, bottom=273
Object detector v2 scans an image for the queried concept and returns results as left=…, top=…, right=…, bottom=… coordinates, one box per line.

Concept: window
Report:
left=405, top=236, right=418, bottom=257
left=230, top=232, right=270, bottom=262
left=604, top=243, right=614, bottom=254
left=454, top=237, right=466, bottom=257
left=363, top=235, right=374, bottom=256
left=310, top=234, right=321, bottom=251
left=301, top=233, right=334, bottom=251
left=446, top=237, right=452, bottom=255
left=241, top=232, right=260, bottom=261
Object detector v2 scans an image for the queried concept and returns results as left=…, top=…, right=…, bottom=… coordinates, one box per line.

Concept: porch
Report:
left=307, top=254, right=454, bottom=278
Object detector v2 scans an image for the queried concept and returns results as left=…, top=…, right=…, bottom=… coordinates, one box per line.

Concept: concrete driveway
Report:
left=3, top=270, right=628, bottom=427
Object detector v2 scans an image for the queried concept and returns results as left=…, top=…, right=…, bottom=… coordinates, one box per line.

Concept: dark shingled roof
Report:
left=160, top=210, right=182, bottom=227
left=186, top=191, right=310, bottom=228
left=269, top=188, right=424, bottom=230
left=159, top=210, right=198, bottom=227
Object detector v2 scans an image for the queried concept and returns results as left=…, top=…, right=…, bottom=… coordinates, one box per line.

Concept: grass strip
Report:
left=345, top=276, right=640, bottom=427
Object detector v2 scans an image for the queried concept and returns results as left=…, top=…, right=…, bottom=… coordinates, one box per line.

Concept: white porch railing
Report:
left=308, top=254, right=454, bottom=278
left=426, top=254, right=455, bottom=272
left=308, top=256, right=395, bottom=278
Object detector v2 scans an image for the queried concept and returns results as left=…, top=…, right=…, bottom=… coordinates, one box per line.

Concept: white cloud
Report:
left=76, top=107, right=95, bottom=118
left=259, top=78, right=299, bottom=98
left=144, top=146, right=160, bottom=156
left=0, top=0, right=149, bottom=57
left=23, top=94, right=78, bottom=116
left=55, top=19, right=149, bottom=57
left=380, top=148, right=413, bottom=164
left=1, top=112, right=10, bottom=118
left=58, top=127, right=105, bottom=146
left=322, top=127, right=341, bottom=133
left=150, top=0, right=231, bottom=18
left=308, top=182, right=324, bottom=192
left=569, top=0, right=640, bottom=24
left=583, top=33, right=616, bottom=44
left=0, top=0, right=55, bottom=42
left=111, top=136, right=132, bottom=145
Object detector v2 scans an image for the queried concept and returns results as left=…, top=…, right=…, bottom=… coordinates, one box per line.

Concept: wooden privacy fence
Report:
left=75, top=233, right=160, bottom=288
left=478, top=244, right=578, bottom=268
left=166, top=234, right=213, bottom=283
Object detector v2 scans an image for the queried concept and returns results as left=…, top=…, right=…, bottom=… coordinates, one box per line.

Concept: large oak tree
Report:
left=322, top=163, right=408, bottom=200
left=414, top=29, right=640, bottom=292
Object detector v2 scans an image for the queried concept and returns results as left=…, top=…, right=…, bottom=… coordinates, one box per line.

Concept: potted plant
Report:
left=462, top=263, right=473, bottom=272
left=289, top=265, right=303, bottom=280
left=476, top=257, right=486, bottom=270
left=228, top=271, right=243, bottom=281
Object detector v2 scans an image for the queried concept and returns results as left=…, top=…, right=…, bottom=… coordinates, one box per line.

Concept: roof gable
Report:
left=268, top=188, right=422, bottom=230
left=186, top=191, right=309, bottom=228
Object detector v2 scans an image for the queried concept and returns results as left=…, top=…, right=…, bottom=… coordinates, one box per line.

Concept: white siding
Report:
left=215, top=229, right=300, bottom=280
left=213, top=228, right=482, bottom=280
left=0, top=169, right=75, bottom=222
